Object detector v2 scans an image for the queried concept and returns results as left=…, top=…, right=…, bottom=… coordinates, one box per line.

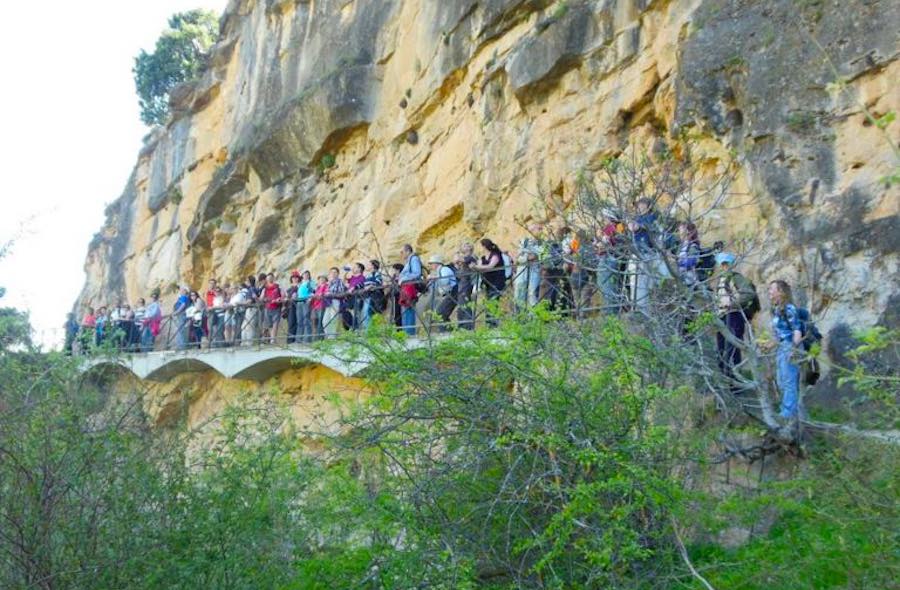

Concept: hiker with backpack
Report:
left=398, top=244, right=424, bottom=336
left=768, top=280, right=821, bottom=420
left=714, top=252, right=760, bottom=393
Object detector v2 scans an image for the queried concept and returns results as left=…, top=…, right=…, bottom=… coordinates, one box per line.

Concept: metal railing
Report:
left=67, top=255, right=708, bottom=358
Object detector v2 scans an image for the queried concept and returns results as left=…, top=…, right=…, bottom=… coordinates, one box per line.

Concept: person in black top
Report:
left=472, top=239, right=507, bottom=327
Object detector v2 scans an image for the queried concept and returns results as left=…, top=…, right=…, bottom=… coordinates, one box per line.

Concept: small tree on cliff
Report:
left=133, top=10, right=219, bottom=126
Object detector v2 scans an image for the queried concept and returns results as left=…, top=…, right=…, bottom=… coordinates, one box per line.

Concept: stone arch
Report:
left=144, top=357, right=221, bottom=382
left=230, top=356, right=321, bottom=381
left=81, top=359, right=141, bottom=381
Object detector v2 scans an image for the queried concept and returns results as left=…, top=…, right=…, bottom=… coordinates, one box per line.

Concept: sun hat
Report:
left=715, top=252, right=737, bottom=266
left=427, top=254, right=444, bottom=265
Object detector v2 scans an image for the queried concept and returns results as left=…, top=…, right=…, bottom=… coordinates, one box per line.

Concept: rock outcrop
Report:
left=79, top=0, right=899, bottom=382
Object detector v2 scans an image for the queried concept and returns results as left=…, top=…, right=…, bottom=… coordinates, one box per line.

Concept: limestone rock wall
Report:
left=79, top=0, right=899, bottom=367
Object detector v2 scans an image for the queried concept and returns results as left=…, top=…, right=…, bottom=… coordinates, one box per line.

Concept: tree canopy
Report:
left=133, top=10, right=219, bottom=126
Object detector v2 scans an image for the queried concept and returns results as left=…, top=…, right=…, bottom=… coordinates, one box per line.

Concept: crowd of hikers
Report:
left=66, top=199, right=822, bottom=421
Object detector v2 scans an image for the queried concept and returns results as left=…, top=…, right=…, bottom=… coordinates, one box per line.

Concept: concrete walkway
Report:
left=82, top=343, right=375, bottom=381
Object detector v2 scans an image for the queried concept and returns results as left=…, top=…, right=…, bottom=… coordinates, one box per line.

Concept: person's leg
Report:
left=437, top=294, right=456, bottom=332
left=527, top=264, right=541, bottom=308
left=241, top=309, right=253, bottom=346
left=323, top=307, right=335, bottom=337
left=270, top=311, right=281, bottom=344
left=233, top=311, right=243, bottom=346
left=361, top=298, right=372, bottom=330
left=286, top=305, right=296, bottom=343
left=514, top=270, right=527, bottom=311
left=561, top=271, right=574, bottom=313
left=309, top=308, right=318, bottom=341
left=541, top=269, right=555, bottom=310
left=297, top=302, right=309, bottom=342
left=457, top=291, right=472, bottom=330
left=597, top=256, right=615, bottom=314
left=314, top=304, right=322, bottom=340
left=402, top=306, right=417, bottom=336
left=176, top=315, right=187, bottom=350
left=305, top=302, right=314, bottom=341
left=729, top=311, right=746, bottom=370
left=141, top=326, right=151, bottom=352
left=634, top=256, right=651, bottom=312
left=716, top=324, right=732, bottom=383
left=777, top=341, right=801, bottom=419
left=579, top=270, right=597, bottom=316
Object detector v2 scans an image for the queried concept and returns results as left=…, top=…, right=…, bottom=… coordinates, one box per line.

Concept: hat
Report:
left=290, top=270, right=301, bottom=280
left=716, top=252, right=736, bottom=266
left=427, top=254, right=444, bottom=265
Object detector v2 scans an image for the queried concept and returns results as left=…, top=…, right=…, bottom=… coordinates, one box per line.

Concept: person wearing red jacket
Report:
left=262, top=273, right=283, bottom=344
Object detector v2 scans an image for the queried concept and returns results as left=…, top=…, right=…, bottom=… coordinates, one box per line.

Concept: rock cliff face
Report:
left=80, top=0, right=898, bottom=365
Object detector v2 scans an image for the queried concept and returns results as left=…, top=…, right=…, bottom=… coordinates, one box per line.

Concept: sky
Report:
left=0, top=0, right=227, bottom=348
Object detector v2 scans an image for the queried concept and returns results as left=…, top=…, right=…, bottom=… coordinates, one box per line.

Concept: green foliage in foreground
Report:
left=690, top=437, right=899, bottom=589
left=0, top=312, right=896, bottom=589
left=133, top=10, right=219, bottom=126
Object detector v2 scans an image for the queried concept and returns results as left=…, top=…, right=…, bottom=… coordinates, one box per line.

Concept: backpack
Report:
left=729, top=273, right=761, bottom=321
left=795, top=307, right=823, bottom=351
left=410, top=255, right=429, bottom=294
left=791, top=306, right=823, bottom=385
left=744, top=288, right=761, bottom=321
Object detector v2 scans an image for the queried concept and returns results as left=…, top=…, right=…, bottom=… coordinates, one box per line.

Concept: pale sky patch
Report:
left=0, top=0, right=227, bottom=347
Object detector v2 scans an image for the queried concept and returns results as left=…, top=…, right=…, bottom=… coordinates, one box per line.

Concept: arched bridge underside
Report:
left=82, top=345, right=374, bottom=382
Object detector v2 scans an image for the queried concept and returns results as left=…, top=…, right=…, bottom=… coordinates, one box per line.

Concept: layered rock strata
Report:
left=79, top=0, right=899, bottom=385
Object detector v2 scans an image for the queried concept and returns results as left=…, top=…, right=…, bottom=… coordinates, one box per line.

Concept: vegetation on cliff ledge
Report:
left=133, top=10, right=219, bottom=126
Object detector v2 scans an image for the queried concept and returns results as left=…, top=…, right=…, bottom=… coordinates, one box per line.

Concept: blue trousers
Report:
left=777, top=340, right=801, bottom=419
left=401, top=306, right=417, bottom=336
left=140, top=326, right=155, bottom=352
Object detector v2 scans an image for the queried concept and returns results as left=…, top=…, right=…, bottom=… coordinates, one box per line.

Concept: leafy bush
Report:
left=0, top=309, right=896, bottom=588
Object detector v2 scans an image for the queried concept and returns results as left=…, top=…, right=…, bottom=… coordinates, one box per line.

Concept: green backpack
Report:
left=729, top=273, right=761, bottom=321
